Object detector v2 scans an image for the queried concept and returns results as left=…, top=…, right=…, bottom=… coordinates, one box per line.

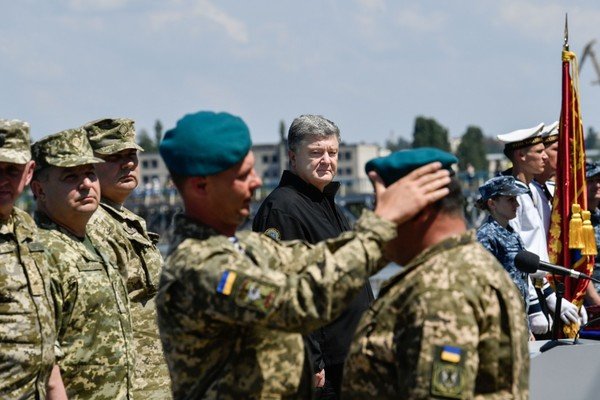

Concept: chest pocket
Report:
left=22, top=241, right=48, bottom=296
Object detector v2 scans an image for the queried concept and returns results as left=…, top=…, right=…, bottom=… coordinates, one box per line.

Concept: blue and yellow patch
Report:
left=216, top=270, right=237, bottom=296
left=440, top=345, right=462, bottom=364
left=430, top=345, right=465, bottom=399
left=217, top=270, right=279, bottom=314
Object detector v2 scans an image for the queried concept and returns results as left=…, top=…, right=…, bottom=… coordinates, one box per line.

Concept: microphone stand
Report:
left=540, top=280, right=569, bottom=353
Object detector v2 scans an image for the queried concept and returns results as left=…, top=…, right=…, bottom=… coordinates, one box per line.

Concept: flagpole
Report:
left=564, top=14, right=569, bottom=51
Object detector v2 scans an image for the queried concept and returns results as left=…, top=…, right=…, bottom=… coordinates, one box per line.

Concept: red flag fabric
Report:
left=547, top=49, right=594, bottom=336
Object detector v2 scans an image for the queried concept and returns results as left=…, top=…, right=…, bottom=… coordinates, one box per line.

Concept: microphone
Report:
left=514, top=250, right=600, bottom=283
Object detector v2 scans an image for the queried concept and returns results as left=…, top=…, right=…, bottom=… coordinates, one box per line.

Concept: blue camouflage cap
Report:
left=478, top=176, right=528, bottom=202
left=159, top=111, right=252, bottom=176
left=586, top=162, right=600, bottom=179
left=365, top=147, right=457, bottom=187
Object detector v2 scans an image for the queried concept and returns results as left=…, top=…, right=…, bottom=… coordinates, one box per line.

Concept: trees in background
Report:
left=137, top=119, right=163, bottom=152
left=411, top=116, right=451, bottom=151
left=456, top=126, right=487, bottom=171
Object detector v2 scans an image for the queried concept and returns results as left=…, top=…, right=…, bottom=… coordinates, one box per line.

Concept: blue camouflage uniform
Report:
left=477, top=216, right=529, bottom=309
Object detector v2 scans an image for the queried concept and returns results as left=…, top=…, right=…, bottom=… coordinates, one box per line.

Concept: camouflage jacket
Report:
left=342, top=231, right=530, bottom=400
left=35, top=211, right=134, bottom=400
left=156, top=210, right=396, bottom=400
left=0, top=208, right=56, bottom=399
left=477, top=216, right=529, bottom=308
left=89, top=200, right=171, bottom=399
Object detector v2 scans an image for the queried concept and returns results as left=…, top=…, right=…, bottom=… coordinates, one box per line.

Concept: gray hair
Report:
left=287, top=115, right=341, bottom=152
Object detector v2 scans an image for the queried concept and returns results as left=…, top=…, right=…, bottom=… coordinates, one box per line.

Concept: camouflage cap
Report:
left=32, top=128, right=105, bottom=170
left=586, top=162, right=600, bottom=180
left=477, top=176, right=529, bottom=202
left=0, top=119, right=32, bottom=164
left=83, top=118, right=143, bottom=155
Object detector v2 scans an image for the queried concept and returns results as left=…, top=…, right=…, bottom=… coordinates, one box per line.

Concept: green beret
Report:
left=0, top=119, right=32, bottom=164
left=32, top=128, right=104, bottom=170
left=365, top=147, right=457, bottom=186
left=159, top=111, right=252, bottom=176
left=84, top=118, right=143, bottom=155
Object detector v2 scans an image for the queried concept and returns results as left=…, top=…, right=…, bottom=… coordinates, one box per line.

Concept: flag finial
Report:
left=564, top=13, right=569, bottom=51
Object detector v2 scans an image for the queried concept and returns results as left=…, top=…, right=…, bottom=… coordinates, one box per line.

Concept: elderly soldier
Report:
left=30, top=128, right=135, bottom=399
left=85, top=118, right=171, bottom=399
left=156, top=111, right=451, bottom=399
left=342, top=148, right=530, bottom=399
left=253, top=114, right=373, bottom=399
left=0, top=120, right=63, bottom=398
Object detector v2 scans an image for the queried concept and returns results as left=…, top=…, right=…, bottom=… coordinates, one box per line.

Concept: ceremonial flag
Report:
left=547, top=18, right=596, bottom=337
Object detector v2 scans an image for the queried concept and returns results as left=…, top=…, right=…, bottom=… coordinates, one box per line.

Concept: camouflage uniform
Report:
left=0, top=119, right=56, bottom=399
left=89, top=201, right=170, bottom=398
left=477, top=215, right=529, bottom=308
left=36, top=211, right=135, bottom=400
left=0, top=208, right=56, bottom=399
left=156, top=210, right=396, bottom=399
left=32, top=128, right=135, bottom=399
left=85, top=118, right=170, bottom=398
left=342, top=232, right=530, bottom=399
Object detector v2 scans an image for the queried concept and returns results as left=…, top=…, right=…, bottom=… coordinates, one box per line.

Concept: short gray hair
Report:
left=288, top=115, right=341, bottom=152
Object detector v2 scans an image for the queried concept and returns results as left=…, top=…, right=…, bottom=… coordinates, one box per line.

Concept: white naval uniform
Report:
left=510, top=184, right=550, bottom=263
left=531, top=180, right=553, bottom=240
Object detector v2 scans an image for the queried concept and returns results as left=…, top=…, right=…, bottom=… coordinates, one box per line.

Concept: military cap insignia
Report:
left=430, top=345, right=465, bottom=399
left=264, top=228, right=281, bottom=241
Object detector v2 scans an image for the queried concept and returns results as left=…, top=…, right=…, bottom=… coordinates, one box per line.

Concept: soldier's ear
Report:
left=190, top=176, right=207, bottom=194
left=30, top=179, right=45, bottom=201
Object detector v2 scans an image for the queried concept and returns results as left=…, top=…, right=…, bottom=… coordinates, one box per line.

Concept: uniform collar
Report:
left=403, top=230, right=475, bottom=272
left=486, top=214, right=515, bottom=233
left=101, top=197, right=124, bottom=212
left=173, top=213, right=221, bottom=241
left=280, top=170, right=340, bottom=201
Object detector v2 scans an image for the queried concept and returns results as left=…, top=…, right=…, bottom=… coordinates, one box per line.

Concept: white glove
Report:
left=529, top=311, right=550, bottom=335
left=546, top=293, right=580, bottom=324
left=580, top=304, right=588, bottom=325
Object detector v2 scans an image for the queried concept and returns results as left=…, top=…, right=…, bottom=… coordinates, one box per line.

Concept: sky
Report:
left=3, top=0, right=600, bottom=146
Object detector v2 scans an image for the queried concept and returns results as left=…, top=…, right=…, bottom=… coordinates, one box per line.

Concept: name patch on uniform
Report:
left=431, top=345, right=465, bottom=399
left=264, top=228, right=281, bottom=241
left=216, top=270, right=237, bottom=296
left=234, top=277, right=278, bottom=314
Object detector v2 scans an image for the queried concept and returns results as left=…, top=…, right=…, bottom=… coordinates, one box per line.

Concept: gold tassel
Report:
left=581, top=210, right=598, bottom=255
left=569, top=204, right=584, bottom=250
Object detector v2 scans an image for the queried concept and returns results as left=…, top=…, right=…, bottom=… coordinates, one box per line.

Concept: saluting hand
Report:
left=372, top=161, right=451, bottom=225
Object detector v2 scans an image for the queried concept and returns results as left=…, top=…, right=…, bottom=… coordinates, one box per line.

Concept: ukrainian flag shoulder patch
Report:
left=440, top=345, right=462, bottom=363
left=217, top=270, right=237, bottom=296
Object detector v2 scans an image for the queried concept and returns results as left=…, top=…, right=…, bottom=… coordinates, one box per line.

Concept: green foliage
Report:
left=154, top=120, right=163, bottom=146
left=411, top=116, right=450, bottom=151
left=137, top=128, right=157, bottom=152
left=483, top=135, right=504, bottom=154
left=279, top=120, right=286, bottom=141
left=386, top=136, right=411, bottom=152
left=586, top=126, right=598, bottom=150
left=456, top=126, right=487, bottom=171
